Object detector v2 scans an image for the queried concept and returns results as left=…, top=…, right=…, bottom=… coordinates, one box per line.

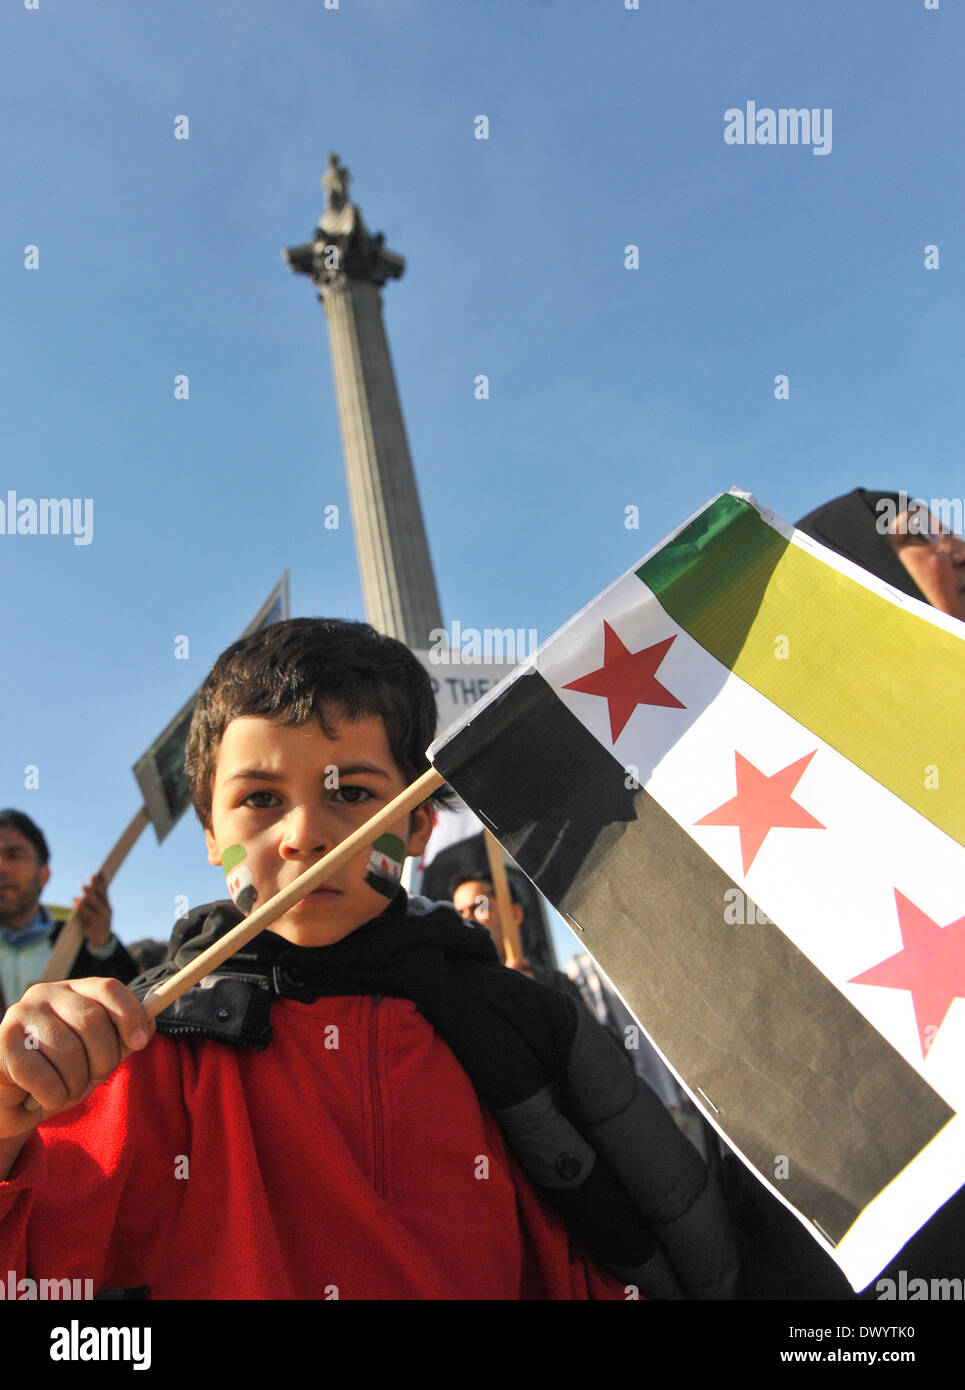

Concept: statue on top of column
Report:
left=322, top=153, right=351, bottom=213
left=285, top=154, right=405, bottom=291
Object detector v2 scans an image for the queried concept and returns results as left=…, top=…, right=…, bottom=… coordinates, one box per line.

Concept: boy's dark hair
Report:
left=449, top=867, right=519, bottom=905
left=0, top=810, right=50, bottom=866
left=186, top=617, right=450, bottom=829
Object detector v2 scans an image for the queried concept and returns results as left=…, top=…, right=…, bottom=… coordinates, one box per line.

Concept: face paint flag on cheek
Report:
left=365, top=833, right=406, bottom=898
left=222, top=844, right=258, bottom=915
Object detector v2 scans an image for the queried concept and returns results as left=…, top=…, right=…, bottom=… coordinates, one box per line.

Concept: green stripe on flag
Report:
left=637, top=494, right=965, bottom=846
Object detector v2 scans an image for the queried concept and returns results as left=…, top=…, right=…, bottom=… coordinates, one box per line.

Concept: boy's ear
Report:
left=405, top=801, right=435, bottom=859
left=204, top=827, right=223, bottom=868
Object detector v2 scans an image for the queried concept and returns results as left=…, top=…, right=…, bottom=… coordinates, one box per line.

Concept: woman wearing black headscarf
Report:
left=796, top=487, right=965, bottom=622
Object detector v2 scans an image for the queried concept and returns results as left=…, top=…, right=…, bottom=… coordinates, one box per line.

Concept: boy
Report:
left=0, top=619, right=736, bottom=1299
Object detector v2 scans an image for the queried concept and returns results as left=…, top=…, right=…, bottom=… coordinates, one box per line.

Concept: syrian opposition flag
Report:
left=428, top=489, right=965, bottom=1291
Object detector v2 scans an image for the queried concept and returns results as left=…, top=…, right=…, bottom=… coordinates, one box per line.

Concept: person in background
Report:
left=449, top=867, right=588, bottom=1009
left=0, top=810, right=138, bottom=1012
left=796, top=486, right=965, bottom=622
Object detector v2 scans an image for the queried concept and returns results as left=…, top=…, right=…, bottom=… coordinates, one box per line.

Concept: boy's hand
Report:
left=0, top=978, right=154, bottom=1143
left=72, top=872, right=112, bottom=949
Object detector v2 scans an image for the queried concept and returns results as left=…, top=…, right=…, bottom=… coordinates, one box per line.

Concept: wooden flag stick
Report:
left=483, top=829, right=523, bottom=970
left=144, top=767, right=444, bottom=1020
left=21, top=768, right=444, bottom=1113
left=41, top=805, right=151, bottom=984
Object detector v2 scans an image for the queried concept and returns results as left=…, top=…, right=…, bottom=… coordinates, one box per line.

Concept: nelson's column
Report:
left=283, top=154, right=443, bottom=650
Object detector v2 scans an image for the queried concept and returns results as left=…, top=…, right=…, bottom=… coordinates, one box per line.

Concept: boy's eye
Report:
left=332, top=785, right=373, bottom=805
left=243, top=790, right=280, bottom=810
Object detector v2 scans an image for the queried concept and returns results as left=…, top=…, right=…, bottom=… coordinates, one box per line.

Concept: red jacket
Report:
left=0, top=993, right=628, bottom=1299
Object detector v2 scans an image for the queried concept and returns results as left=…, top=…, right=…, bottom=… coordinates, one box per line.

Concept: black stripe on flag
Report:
left=433, top=670, right=954, bottom=1243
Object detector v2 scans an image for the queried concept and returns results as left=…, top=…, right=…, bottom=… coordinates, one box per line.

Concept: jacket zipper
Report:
left=368, top=996, right=385, bottom=1197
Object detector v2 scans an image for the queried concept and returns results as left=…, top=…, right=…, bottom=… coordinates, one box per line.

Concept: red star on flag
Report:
left=562, top=623, right=685, bottom=742
left=695, top=749, right=824, bottom=874
left=849, top=891, right=965, bottom=1058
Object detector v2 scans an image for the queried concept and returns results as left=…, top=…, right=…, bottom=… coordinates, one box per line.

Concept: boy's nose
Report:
left=278, top=803, right=333, bottom=858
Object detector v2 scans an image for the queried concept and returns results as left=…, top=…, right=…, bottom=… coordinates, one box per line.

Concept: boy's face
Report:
left=204, top=712, right=433, bottom=948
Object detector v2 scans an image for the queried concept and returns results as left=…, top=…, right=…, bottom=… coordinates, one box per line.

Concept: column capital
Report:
left=284, top=156, right=404, bottom=292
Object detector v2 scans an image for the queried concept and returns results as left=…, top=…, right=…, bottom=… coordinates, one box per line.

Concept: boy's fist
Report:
left=0, top=977, right=154, bottom=1143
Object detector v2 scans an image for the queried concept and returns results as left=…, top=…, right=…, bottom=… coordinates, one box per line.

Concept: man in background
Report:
left=0, top=809, right=138, bottom=1011
left=450, top=867, right=586, bottom=1006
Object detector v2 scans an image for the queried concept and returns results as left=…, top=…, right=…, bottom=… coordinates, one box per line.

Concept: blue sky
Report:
left=2, top=0, right=961, bottom=956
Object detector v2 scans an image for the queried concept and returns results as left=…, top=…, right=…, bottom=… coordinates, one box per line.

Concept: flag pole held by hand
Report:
left=20, top=770, right=444, bottom=1115
left=40, top=805, right=151, bottom=984
left=483, top=829, right=523, bottom=969
left=144, top=768, right=445, bottom=1019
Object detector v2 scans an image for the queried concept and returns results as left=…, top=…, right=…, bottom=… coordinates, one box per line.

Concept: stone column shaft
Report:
left=322, top=279, right=443, bottom=649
